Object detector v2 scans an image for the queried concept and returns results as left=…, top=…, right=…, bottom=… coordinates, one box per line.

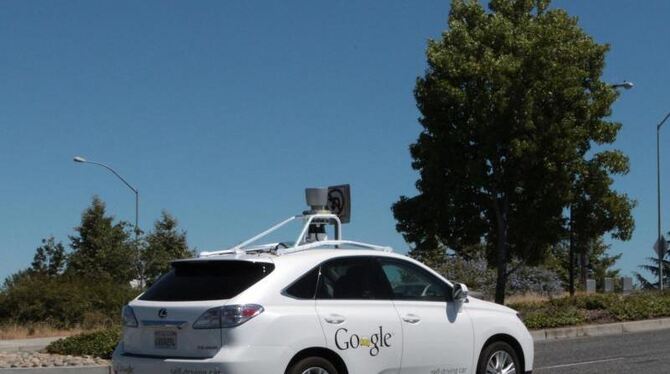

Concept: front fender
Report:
left=465, top=300, right=534, bottom=372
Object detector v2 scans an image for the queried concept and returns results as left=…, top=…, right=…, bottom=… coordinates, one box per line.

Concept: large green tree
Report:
left=142, top=212, right=195, bottom=285
left=393, top=0, right=628, bottom=303
left=67, top=196, right=136, bottom=284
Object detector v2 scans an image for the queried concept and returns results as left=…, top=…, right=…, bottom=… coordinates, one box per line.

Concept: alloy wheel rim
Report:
left=486, top=350, right=516, bottom=374
left=301, top=367, right=330, bottom=374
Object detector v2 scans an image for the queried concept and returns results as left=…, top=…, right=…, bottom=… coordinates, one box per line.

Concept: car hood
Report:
left=466, top=296, right=517, bottom=315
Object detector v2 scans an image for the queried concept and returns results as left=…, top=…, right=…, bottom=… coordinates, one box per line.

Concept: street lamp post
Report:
left=657, top=113, right=670, bottom=290
left=611, top=81, right=634, bottom=90
left=73, top=156, right=142, bottom=286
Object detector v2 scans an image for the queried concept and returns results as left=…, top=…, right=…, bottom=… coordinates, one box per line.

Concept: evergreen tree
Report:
left=548, top=238, right=622, bottom=291
left=142, top=212, right=195, bottom=285
left=67, top=196, right=136, bottom=284
left=587, top=238, right=622, bottom=290
left=635, top=234, right=670, bottom=289
left=30, top=236, right=66, bottom=277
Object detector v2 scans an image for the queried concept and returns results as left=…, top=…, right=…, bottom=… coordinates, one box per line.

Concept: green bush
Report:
left=522, top=306, right=585, bottom=329
left=510, top=291, right=670, bottom=329
left=46, top=328, right=121, bottom=359
left=0, top=274, right=139, bottom=328
left=607, top=293, right=670, bottom=321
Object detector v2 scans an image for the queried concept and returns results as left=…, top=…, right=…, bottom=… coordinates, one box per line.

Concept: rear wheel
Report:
left=288, top=357, right=339, bottom=374
left=477, top=341, right=520, bottom=374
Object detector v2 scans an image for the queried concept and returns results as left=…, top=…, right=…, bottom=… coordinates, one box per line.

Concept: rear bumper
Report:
left=111, top=342, right=292, bottom=374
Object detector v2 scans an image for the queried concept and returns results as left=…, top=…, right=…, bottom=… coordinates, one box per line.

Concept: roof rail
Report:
left=276, top=240, right=393, bottom=255
left=198, top=212, right=393, bottom=258
left=199, top=243, right=279, bottom=258
left=199, top=239, right=393, bottom=258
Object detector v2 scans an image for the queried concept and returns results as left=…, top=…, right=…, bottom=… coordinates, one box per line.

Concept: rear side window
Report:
left=140, top=261, right=274, bottom=301
left=284, top=267, right=319, bottom=299
left=316, top=257, right=391, bottom=300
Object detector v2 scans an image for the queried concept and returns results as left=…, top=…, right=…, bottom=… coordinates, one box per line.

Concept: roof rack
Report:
left=276, top=239, right=392, bottom=255
left=199, top=212, right=393, bottom=258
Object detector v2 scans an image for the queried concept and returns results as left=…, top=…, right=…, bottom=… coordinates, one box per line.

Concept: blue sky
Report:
left=1, top=1, right=669, bottom=283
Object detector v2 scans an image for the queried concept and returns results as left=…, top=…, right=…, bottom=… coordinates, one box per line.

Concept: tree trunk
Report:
left=493, top=197, right=509, bottom=305
left=568, top=205, right=575, bottom=296
left=494, top=243, right=508, bottom=304
left=579, top=250, right=588, bottom=288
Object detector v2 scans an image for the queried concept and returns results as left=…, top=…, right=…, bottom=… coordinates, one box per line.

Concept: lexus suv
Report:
left=112, top=191, right=533, bottom=374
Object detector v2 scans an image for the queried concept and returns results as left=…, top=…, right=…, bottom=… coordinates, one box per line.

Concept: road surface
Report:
left=534, top=328, right=670, bottom=373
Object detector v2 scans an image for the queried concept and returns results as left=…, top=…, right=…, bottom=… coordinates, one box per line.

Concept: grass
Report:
left=0, top=323, right=86, bottom=340
left=505, top=293, right=557, bottom=305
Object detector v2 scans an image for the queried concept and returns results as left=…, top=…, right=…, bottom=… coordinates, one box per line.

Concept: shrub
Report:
left=0, top=274, right=139, bottom=328
left=521, top=306, right=585, bottom=329
left=606, top=293, right=670, bottom=321
left=572, top=294, right=617, bottom=310
left=507, top=263, right=563, bottom=297
left=435, top=256, right=497, bottom=299
left=435, top=255, right=563, bottom=300
left=509, top=291, right=670, bottom=329
left=46, top=328, right=121, bottom=359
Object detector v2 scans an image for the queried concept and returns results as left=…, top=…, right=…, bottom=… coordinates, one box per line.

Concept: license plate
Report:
left=154, top=330, right=177, bottom=349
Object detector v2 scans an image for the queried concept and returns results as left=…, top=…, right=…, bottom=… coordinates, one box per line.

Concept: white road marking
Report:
left=536, top=357, right=625, bottom=371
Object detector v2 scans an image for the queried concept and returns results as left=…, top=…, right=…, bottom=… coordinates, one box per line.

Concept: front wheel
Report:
left=288, top=357, right=339, bottom=374
left=477, top=341, right=520, bottom=374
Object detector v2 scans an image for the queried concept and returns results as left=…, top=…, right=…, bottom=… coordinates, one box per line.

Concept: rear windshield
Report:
left=139, top=261, right=275, bottom=301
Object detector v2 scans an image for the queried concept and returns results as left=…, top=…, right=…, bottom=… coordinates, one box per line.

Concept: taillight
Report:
left=193, top=304, right=264, bottom=329
left=122, top=305, right=138, bottom=328
left=192, top=308, right=221, bottom=329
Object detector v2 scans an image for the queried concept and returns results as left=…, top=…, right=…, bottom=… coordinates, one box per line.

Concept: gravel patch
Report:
left=0, top=352, right=109, bottom=369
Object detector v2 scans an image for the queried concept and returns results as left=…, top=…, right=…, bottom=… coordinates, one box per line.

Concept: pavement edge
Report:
left=532, top=317, right=670, bottom=342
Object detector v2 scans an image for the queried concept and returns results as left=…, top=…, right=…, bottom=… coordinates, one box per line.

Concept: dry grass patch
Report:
left=0, top=323, right=85, bottom=340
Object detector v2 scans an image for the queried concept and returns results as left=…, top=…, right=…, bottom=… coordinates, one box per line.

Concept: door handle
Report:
left=402, top=314, right=421, bottom=324
left=324, top=314, right=346, bottom=324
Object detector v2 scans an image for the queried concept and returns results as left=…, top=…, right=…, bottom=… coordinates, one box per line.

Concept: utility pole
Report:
left=657, top=113, right=670, bottom=290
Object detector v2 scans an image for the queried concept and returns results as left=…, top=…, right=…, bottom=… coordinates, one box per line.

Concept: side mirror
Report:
left=452, top=283, right=469, bottom=303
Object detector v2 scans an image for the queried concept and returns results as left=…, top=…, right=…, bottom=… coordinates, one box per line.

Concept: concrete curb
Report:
left=532, top=317, right=670, bottom=342
left=0, top=366, right=110, bottom=373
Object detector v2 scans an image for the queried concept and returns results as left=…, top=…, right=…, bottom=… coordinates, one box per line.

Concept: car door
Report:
left=377, top=258, right=474, bottom=374
left=315, top=256, right=403, bottom=374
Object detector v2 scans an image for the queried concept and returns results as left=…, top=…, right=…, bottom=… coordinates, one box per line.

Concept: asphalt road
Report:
left=534, top=328, right=670, bottom=373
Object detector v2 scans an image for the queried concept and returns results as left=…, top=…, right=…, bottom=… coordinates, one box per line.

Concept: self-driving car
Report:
left=112, top=188, right=533, bottom=374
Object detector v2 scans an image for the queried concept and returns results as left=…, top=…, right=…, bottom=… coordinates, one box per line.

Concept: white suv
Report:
left=112, top=210, right=533, bottom=374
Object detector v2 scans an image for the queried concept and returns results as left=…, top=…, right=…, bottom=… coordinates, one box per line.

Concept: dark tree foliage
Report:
left=393, top=0, right=631, bottom=303
left=67, top=196, right=136, bottom=284
left=142, top=212, right=195, bottom=285
left=1, top=269, right=30, bottom=291
left=0, top=197, right=194, bottom=328
left=0, top=274, right=138, bottom=328
left=30, top=236, right=66, bottom=277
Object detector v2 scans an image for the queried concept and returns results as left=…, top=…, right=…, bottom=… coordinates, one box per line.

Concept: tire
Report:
left=476, top=341, right=521, bottom=374
left=288, top=356, right=339, bottom=374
